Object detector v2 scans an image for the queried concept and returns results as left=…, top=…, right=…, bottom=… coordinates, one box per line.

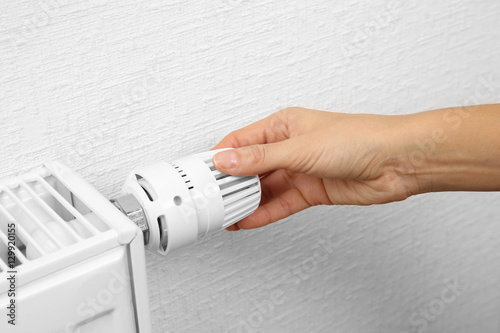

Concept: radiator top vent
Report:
left=0, top=167, right=111, bottom=273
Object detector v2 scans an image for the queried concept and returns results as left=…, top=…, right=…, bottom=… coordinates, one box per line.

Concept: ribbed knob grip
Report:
left=202, top=153, right=261, bottom=228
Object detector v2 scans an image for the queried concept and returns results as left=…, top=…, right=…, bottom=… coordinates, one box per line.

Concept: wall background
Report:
left=1, top=0, right=500, bottom=332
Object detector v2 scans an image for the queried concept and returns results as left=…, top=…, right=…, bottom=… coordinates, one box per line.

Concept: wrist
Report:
left=390, top=105, right=500, bottom=195
left=366, top=113, right=431, bottom=198
left=388, top=112, right=441, bottom=196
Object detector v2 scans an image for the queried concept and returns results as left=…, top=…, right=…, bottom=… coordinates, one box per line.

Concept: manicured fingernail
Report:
left=213, top=150, right=238, bottom=170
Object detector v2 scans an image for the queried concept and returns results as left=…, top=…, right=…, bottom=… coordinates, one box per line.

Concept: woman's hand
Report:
left=213, top=105, right=500, bottom=231
left=212, top=107, right=415, bottom=230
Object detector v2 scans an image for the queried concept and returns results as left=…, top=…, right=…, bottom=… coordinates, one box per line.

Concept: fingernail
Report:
left=213, top=150, right=238, bottom=170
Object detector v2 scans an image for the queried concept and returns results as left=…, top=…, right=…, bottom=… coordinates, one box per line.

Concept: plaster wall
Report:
left=1, top=1, right=500, bottom=332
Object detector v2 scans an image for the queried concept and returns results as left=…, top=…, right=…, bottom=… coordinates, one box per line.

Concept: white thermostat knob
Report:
left=117, top=149, right=261, bottom=255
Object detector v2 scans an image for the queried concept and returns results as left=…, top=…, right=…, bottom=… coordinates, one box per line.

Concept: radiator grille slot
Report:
left=0, top=169, right=109, bottom=272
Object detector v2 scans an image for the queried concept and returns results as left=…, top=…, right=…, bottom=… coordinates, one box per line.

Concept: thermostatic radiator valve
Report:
left=111, top=149, right=261, bottom=255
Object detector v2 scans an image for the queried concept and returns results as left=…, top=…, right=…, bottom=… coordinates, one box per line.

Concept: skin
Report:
left=212, top=104, right=500, bottom=231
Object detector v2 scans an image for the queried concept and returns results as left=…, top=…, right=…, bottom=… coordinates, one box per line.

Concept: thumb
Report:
left=212, top=141, right=295, bottom=176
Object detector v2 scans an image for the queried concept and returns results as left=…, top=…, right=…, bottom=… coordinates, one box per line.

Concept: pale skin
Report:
left=212, top=104, right=500, bottom=231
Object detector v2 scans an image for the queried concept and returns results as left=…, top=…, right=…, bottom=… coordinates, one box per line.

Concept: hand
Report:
left=212, top=107, right=415, bottom=230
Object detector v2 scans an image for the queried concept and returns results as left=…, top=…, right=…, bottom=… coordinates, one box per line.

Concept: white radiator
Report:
left=0, top=162, right=151, bottom=333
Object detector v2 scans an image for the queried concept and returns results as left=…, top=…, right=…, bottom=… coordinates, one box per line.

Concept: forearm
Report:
left=395, top=104, right=500, bottom=194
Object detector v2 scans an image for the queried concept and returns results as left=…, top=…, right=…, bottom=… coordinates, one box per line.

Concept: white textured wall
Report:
left=1, top=1, right=500, bottom=332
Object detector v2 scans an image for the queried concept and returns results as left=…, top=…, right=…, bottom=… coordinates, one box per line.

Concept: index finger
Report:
left=212, top=110, right=290, bottom=149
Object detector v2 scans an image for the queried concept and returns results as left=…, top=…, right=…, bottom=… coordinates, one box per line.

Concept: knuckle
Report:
left=224, top=133, right=241, bottom=148
left=247, top=145, right=266, bottom=166
left=276, top=107, right=307, bottom=137
left=278, top=195, right=293, bottom=217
